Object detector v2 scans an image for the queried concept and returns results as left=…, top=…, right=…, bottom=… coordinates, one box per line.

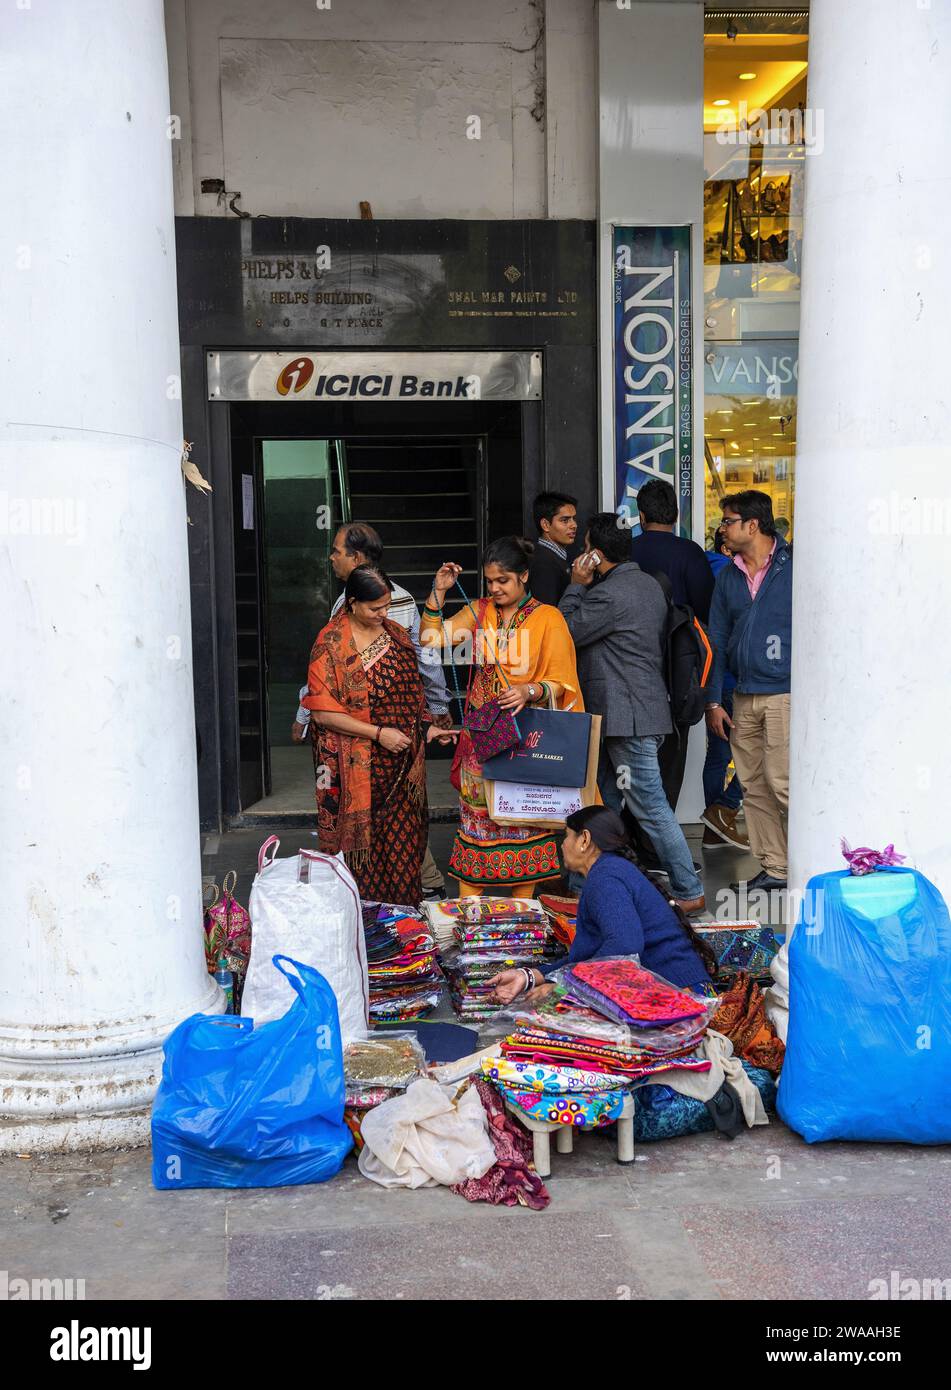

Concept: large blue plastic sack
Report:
left=778, top=867, right=951, bottom=1144
left=152, top=955, right=352, bottom=1188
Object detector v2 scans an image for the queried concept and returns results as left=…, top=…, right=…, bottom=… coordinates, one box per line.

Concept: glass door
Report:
left=260, top=440, right=348, bottom=799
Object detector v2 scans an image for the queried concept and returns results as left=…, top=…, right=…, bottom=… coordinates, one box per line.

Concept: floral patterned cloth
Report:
left=499, top=1085, right=626, bottom=1128
left=481, top=1057, right=630, bottom=1094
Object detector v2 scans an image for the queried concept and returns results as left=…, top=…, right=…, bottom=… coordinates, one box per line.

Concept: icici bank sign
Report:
left=207, top=351, right=542, bottom=403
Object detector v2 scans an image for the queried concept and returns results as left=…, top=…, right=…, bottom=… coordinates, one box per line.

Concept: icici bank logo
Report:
left=276, top=357, right=315, bottom=396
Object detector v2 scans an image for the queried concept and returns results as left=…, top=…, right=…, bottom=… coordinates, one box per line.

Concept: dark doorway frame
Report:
left=207, top=395, right=542, bottom=822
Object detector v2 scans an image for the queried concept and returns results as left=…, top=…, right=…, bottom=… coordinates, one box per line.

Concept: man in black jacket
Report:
left=629, top=478, right=715, bottom=822
left=559, top=513, right=705, bottom=914
left=527, top=491, right=577, bottom=606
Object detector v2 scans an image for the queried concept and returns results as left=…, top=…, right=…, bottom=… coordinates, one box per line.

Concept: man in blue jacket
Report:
left=706, top=491, right=791, bottom=892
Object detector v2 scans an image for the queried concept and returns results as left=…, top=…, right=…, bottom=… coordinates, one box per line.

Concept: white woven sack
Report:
left=242, top=836, right=369, bottom=1041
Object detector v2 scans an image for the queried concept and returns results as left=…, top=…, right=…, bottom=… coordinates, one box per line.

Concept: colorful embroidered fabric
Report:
left=454, top=898, right=548, bottom=924
left=693, top=923, right=777, bottom=983
left=345, top=1085, right=397, bottom=1109
left=369, top=991, right=442, bottom=1023
left=481, top=1057, right=630, bottom=1094
left=500, top=1027, right=711, bottom=1080
left=499, top=1085, right=626, bottom=1128
left=568, top=960, right=709, bottom=1027
left=361, top=899, right=443, bottom=1022
left=449, top=828, right=562, bottom=886
left=711, top=972, right=786, bottom=1075
left=451, top=1079, right=550, bottom=1210
left=452, top=925, right=548, bottom=945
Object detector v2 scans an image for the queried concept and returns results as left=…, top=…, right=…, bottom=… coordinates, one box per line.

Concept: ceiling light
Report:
left=739, top=72, right=756, bottom=81
left=720, top=428, right=734, bottom=432
left=712, top=99, right=731, bottom=107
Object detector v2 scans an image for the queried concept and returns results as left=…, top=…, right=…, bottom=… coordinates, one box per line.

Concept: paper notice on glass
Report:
left=490, top=782, right=583, bottom=823
left=242, top=474, right=254, bottom=530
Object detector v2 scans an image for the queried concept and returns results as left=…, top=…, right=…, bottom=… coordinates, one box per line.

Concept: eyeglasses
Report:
left=720, top=515, right=745, bottom=528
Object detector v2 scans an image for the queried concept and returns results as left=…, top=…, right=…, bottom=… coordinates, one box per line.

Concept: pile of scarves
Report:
left=436, top=897, right=560, bottom=1022
left=362, top=901, right=444, bottom=1024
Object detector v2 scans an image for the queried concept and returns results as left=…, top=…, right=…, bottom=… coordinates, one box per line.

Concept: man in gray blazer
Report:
left=559, top=513, right=705, bottom=913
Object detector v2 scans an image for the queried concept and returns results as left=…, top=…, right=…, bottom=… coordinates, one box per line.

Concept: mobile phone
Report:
left=587, top=551, right=602, bottom=566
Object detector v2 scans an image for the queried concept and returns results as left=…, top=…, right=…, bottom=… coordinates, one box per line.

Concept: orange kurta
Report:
left=420, top=596, right=585, bottom=888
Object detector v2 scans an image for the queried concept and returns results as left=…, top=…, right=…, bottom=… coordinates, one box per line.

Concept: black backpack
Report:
left=651, top=572, right=714, bottom=728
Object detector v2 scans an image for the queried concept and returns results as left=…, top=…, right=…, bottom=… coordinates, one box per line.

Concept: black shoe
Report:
left=729, top=869, right=787, bottom=893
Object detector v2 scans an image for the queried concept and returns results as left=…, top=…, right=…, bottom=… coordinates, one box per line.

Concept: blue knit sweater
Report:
left=541, top=854, right=708, bottom=990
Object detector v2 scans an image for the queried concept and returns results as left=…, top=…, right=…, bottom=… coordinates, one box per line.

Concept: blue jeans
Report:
left=702, top=689, right=743, bottom=812
left=599, top=734, right=704, bottom=900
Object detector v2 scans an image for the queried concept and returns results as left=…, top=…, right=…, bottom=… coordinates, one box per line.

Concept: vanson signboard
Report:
left=612, top=227, right=692, bottom=533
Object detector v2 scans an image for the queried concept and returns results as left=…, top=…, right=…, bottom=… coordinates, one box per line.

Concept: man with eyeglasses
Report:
left=705, top=491, right=792, bottom=893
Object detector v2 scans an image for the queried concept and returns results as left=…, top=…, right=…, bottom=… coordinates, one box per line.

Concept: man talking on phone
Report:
left=558, top=514, right=705, bottom=914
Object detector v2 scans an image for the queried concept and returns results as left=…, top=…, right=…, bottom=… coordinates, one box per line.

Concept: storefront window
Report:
left=702, top=17, right=808, bottom=543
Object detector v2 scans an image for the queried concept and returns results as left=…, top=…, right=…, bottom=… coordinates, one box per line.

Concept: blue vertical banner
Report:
left=613, top=226, right=693, bottom=536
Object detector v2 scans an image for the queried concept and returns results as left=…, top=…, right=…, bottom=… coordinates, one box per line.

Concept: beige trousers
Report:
left=421, top=843, right=445, bottom=893
left=729, top=692, right=790, bottom=878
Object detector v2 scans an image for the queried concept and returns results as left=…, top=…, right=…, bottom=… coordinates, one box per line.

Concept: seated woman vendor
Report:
left=488, top=805, right=716, bottom=1004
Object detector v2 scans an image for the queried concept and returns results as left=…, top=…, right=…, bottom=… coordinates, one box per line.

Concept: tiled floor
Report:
left=4, top=1123, right=948, bottom=1301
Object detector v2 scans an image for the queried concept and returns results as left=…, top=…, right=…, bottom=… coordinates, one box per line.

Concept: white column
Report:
left=789, top=0, right=951, bottom=906
left=0, top=0, right=218, bottom=1151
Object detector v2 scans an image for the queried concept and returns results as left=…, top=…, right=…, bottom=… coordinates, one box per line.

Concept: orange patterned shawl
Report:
left=303, top=613, right=420, bottom=856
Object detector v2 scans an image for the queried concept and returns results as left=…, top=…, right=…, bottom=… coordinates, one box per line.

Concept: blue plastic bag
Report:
left=778, top=868, right=951, bottom=1144
left=152, top=955, right=352, bottom=1188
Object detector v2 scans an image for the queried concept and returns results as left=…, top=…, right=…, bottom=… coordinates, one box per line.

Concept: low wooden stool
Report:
left=503, top=1093, right=636, bottom=1178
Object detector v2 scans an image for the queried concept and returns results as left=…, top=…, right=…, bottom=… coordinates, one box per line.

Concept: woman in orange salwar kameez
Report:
left=419, top=537, right=584, bottom=898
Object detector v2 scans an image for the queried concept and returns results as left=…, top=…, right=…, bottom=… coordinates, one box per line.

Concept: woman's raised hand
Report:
left=433, top=562, right=463, bottom=595
left=378, top=727, right=412, bottom=752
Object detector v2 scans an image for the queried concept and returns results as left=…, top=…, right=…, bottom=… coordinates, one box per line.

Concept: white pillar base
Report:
left=0, top=978, right=221, bottom=1154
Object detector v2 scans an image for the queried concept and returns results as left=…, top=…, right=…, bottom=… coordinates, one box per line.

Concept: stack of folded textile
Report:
left=343, top=1032, right=426, bottom=1150
left=481, top=1055, right=629, bottom=1128
left=561, top=959, right=712, bottom=1031
left=483, top=959, right=717, bottom=1129
left=436, top=898, right=559, bottom=1023
left=361, top=901, right=444, bottom=1024
left=537, top=893, right=579, bottom=949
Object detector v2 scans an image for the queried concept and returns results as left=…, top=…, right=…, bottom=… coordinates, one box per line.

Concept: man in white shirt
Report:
left=291, top=522, right=453, bottom=898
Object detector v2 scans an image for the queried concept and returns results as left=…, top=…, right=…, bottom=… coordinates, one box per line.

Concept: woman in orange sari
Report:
left=419, top=537, right=584, bottom=897
left=304, top=565, right=454, bottom=904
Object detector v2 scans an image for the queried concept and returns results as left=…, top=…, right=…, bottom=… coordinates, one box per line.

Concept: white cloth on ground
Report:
left=764, top=941, right=789, bottom=1043
left=357, top=1077, right=496, bottom=1188
left=635, top=1029, right=768, bottom=1127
